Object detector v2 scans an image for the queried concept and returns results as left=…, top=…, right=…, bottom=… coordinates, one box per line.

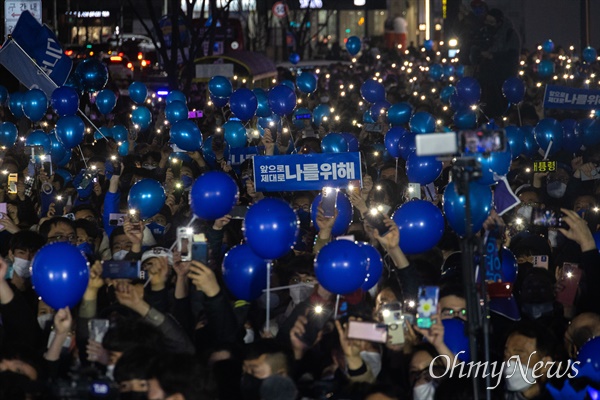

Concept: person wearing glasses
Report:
left=38, top=217, right=77, bottom=245
left=438, top=281, right=468, bottom=321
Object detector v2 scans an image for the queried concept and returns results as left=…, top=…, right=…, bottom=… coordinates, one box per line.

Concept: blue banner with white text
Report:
left=253, top=152, right=362, bottom=192
left=543, top=85, right=600, bottom=110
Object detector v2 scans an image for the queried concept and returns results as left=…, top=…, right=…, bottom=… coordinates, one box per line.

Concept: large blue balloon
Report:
left=129, top=82, right=147, bottom=104
left=409, top=111, right=436, bottom=134
left=170, top=119, right=202, bottom=151
left=502, top=77, right=525, bottom=104
left=112, top=125, right=128, bottom=143
left=289, top=52, right=300, bottom=65
left=440, top=86, right=455, bottom=104
left=455, top=65, right=465, bottom=78
left=578, top=118, right=600, bottom=147
left=253, top=88, right=271, bottom=118
left=310, top=191, right=353, bottom=236
left=313, top=104, right=331, bottom=126
left=49, top=131, right=67, bottom=162
left=118, top=140, right=130, bottom=157
left=128, top=179, right=166, bottom=219
left=201, top=136, right=230, bottom=168
left=398, top=131, right=416, bottom=160
left=223, top=120, right=247, bottom=149
left=56, top=115, right=85, bottom=149
left=443, top=181, right=493, bottom=237
left=244, top=198, right=299, bottom=259
left=429, top=64, right=444, bottom=80
left=534, top=118, right=563, bottom=155
left=229, top=88, right=258, bottom=121
left=9, top=92, right=25, bottom=118
left=208, top=76, right=232, bottom=98
left=370, top=100, right=391, bottom=121
left=387, top=103, right=412, bottom=126
left=443, top=64, right=455, bottom=77
left=505, top=126, right=525, bottom=158
left=132, top=107, right=152, bottom=131
left=360, top=80, right=386, bottom=103
left=453, top=109, right=477, bottom=129
left=442, top=319, right=471, bottom=362
left=473, top=149, right=512, bottom=185
left=297, top=72, right=317, bottom=94
left=25, top=130, right=51, bottom=154
left=75, top=58, right=108, bottom=92
left=406, top=153, right=443, bottom=185
left=346, top=36, right=361, bottom=56
left=562, top=119, right=582, bottom=153
left=51, top=86, right=79, bottom=117
left=95, top=89, right=116, bottom=115
left=22, top=89, right=48, bottom=122
left=166, top=90, right=186, bottom=104
left=222, top=244, right=268, bottom=301
left=501, top=248, right=518, bottom=283
left=542, top=39, right=554, bottom=53
left=258, top=114, right=281, bottom=130
left=31, top=242, right=89, bottom=309
left=384, top=127, right=406, bottom=158
left=165, top=100, right=188, bottom=124
left=0, top=122, right=18, bottom=148
left=190, top=171, right=239, bottom=220
left=210, top=94, right=229, bottom=108
left=583, top=46, right=598, bottom=64
left=0, top=85, right=7, bottom=106
left=424, top=40, right=434, bottom=51
left=357, top=242, right=383, bottom=291
left=321, top=133, right=349, bottom=153
left=392, top=200, right=445, bottom=255
left=280, top=80, right=296, bottom=91
left=521, top=126, right=539, bottom=157
left=456, top=77, right=481, bottom=105
left=341, top=133, right=359, bottom=152
left=268, top=85, right=297, bottom=116
left=55, top=169, right=72, bottom=185
left=449, top=91, right=469, bottom=111
left=538, top=60, right=555, bottom=79
left=315, top=240, right=368, bottom=295
left=57, top=151, right=72, bottom=167
left=576, top=336, right=600, bottom=382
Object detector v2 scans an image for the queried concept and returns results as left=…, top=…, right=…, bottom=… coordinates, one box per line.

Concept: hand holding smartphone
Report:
left=416, top=286, right=440, bottom=329
left=177, top=227, right=193, bottom=261
left=320, top=187, right=337, bottom=218
left=365, top=208, right=391, bottom=237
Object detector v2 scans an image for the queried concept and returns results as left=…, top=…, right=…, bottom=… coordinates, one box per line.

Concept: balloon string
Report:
left=262, top=282, right=314, bottom=292
left=265, top=261, right=272, bottom=334
left=544, top=141, right=553, bottom=161
left=77, top=145, right=88, bottom=169
left=334, top=294, right=340, bottom=320
left=517, top=103, right=522, bottom=127
left=77, top=109, right=109, bottom=141
left=395, top=157, right=398, bottom=183
left=425, top=184, right=435, bottom=202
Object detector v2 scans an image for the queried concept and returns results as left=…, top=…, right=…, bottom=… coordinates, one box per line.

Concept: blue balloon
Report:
left=341, top=132, right=359, bottom=152
left=208, top=76, right=232, bottom=98
left=453, top=109, right=477, bottom=129
left=165, top=100, right=189, bottom=124
left=170, top=119, right=202, bottom=151
left=201, top=136, right=230, bottom=168
left=313, top=104, right=331, bottom=126
left=56, top=115, right=85, bottom=149
left=502, top=77, right=525, bottom=104
left=297, top=72, right=317, bottom=94
left=363, top=110, right=375, bottom=124
left=449, top=91, right=469, bottom=111
left=0, top=122, right=18, bottom=148
left=51, top=86, right=79, bottom=117
left=455, top=65, right=465, bottom=78
left=346, top=36, right=361, bottom=56
left=129, top=82, right=148, bottom=104
left=64, top=72, right=83, bottom=96
left=576, top=337, right=600, bottom=382
left=443, top=64, right=455, bottom=77
left=501, top=248, right=518, bottom=283
left=49, top=131, right=67, bottom=161
left=409, top=111, right=436, bottom=134
left=370, top=100, right=391, bottom=121
left=253, top=88, right=271, bottom=118
left=429, top=64, right=444, bottom=80
left=223, top=120, right=247, bottom=149
left=443, top=181, right=493, bottom=237
left=57, top=150, right=72, bottom=167
left=456, top=77, right=481, bottom=105
left=118, top=140, right=129, bottom=157
left=128, top=179, right=166, bottom=219
left=258, top=114, right=281, bottom=130
left=392, top=200, right=445, bottom=255
left=132, top=106, right=152, bottom=131
left=75, top=58, right=108, bottom=92
left=289, top=52, right=301, bottom=64
left=398, top=131, right=416, bottom=160
left=505, top=126, right=525, bottom=158
left=244, top=198, right=299, bottom=259
left=222, top=244, right=268, bottom=301
left=210, top=94, right=229, bottom=108
left=95, top=89, right=116, bottom=115
left=166, top=90, right=186, bottom=104
left=521, top=126, right=539, bottom=157
left=229, top=88, right=258, bottom=121
left=190, top=171, right=239, bottom=220
left=315, top=240, right=368, bottom=295
left=293, top=108, right=312, bottom=128
left=55, top=169, right=72, bottom=185
left=542, top=39, right=554, bottom=53
left=387, top=103, right=412, bottom=125
left=268, top=85, right=297, bottom=116
left=25, top=130, right=51, bottom=154
left=538, top=60, right=555, bottom=78
left=310, top=191, right=353, bottom=236
left=473, top=148, right=512, bottom=185
left=358, top=242, right=383, bottom=291
left=424, top=39, right=434, bottom=51
left=31, top=242, right=89, bottom=309
left=281, top=80, right=296, bottom=91
left=384, top=127, right=405, bottom=158
left=583, top=46, right=598, bottom=64
left=321, top=133, right=348, bottom=153
left=406, top=153, right=443, bottom=185
left=561, top=119, right=582, bottom=153
left=578, top=118, right=600, bottom=147
left=442, top=319, right=471, bottom=362
left=22, top=89, right=48, bottom=122
left=360, top=80, right=386, bottom=103
left=440, top=86, right=455, bottom=104
left=0, top=85, right=7, bottom=106
left=111, top=125, right=128, bottom=143
left=534, top=118, right=563, bottom=155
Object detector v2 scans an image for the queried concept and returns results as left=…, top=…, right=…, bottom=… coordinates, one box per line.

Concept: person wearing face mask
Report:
left=113, top=346, right=156, bottom=400
left=145, top=206, right=172, bottom=244
left=74, top=219, right=102, bottom=257
left=409, top=344, right=446, bottom=400
left=5, top=231, right=45, bottom=295
left=241, top=340, right=291, bottom=400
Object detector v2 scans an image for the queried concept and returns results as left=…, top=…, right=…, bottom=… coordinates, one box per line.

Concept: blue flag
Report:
left=0, top=11, right=71, bottom=96
left=543, top=84, right=600, bottom=110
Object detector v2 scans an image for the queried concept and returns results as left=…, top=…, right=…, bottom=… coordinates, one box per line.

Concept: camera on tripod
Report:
left=415, top=128, right=506, bottom=157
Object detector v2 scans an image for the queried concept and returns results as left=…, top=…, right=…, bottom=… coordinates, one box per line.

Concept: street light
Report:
left=354, top=0, right=366, bottom=5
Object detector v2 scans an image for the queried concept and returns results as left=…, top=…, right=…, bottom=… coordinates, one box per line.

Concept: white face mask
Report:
left=112, top=250, right=129, bottom=261
left=12, top=257, right=32, bottom=278
left=516, top=205, right=533, bottom=221
left=243, top=328, right=255, bottom=344
left=413, top=381, right=436, bottom=400
left=504, top=359, right=536, bottom=392
left=547, top=181, right=567, bottom=198
left=106, top=364, right=115, bottom=380
left=289, top=284, right=313, bottom=305
left=37, top=313, right=54, bottom=330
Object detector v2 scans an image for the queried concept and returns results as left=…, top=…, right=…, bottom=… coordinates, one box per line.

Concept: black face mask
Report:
left=240, top=373, right=263, bottom=400
left=119, top=392, right=148, bottom=400
left=521, top=302, right=554, bottom=320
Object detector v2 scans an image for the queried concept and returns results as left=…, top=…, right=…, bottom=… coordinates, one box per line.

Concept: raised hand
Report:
left=188, top=261, right=220, bottom=297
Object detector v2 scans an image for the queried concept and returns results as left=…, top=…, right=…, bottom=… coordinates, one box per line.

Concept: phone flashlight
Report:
left=314, top=305, right=324, bottom=314
left=515, top=217, right=523, bottom=225
left=566, top=271, right=573, bottom=279
left=175, top=182, right=182, bottom=189
left=269, top=121, right=275, bottom=127
left=381, top=309, right=391, bottom=318
left=56, top=195, right=63, bottom=202
left=110, top=155, right=117, bottom=161
left=186, top=227, right=194, bottom=235
left=91, top=165, right=97, bottom=171
left=347, top=183, right=355, bottom=191
left=525, top=168, right=531, bottom=173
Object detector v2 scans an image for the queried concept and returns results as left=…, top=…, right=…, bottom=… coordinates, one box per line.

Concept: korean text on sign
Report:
left=544, top=85, right=600, bottom=110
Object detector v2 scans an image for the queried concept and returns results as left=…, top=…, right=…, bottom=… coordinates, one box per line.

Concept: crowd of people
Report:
left=1, top=1, right=600, bottom=399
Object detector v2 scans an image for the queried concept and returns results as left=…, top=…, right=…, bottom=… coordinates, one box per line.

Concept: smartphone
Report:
left=192, top=241, right=208, bottom=264
left=364, top=123, right=383, bottom=133
left=0, top=203, right=6, bottom=231
left=173, top=181, right=184, bottom=203
left=101, top=260, right=144, bottom=280
left=320, top=187, right=337, bottom=218
left=487, top=282, right=513, bottom=298
left=347, top=320, right=388, bottom=343
left=109, top=155, right=121, bottom=176
left=88, top=319, right=110, bottom=343
left=382, top=306, right=406, bottom=345
left=407, top=183, right=421, bottom=200
left=531, top=207, right=564, bottom=228
left=459, top=128, right=507, bottom=154
left=533, top=255, right=549, bottom=270
left=230, top=205, right=249, bottom=220
left=8, top=173, right=18, bottom=194
left=129, top=209, right=140, bottom=224
left=170, top=157, right=182, bottom=178
left=347, top=180, right=361, bottom=196
left=109, top=213, right=127, bottom=227
left=177, top=227, right=193, bottom=261
left=54, top=195, right=65, bottom=216
left=556, top=263, right=582, bottom=306
left=301, top=305, right=333, bottom=346
left=77, top=169, right=97, bottom=190
left=416, top=286, right=440, bottom=329
left=365, top=208, right=391, bottom=236
left=42, top=155, right=53, bottom=176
